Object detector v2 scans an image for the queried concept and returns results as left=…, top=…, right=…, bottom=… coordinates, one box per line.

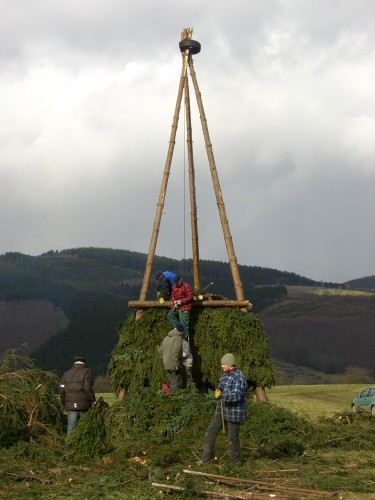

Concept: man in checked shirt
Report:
left=201, top=353, right=248, bottom=463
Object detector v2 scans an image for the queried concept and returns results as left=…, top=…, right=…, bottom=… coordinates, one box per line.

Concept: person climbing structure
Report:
left=154, top=270, right=176, bottom=302
left=158, top=322, right=184, bottom=394
left=167, top=275, right=193, bottom=340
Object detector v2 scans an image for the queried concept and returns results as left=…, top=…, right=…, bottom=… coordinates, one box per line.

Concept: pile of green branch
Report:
left=0, top=349, right=64, bottom=447
left=60, top=387, right=375, bottom=465
left=109, top=308, right=275, bottom=393
left=67, top=397, right=109, bottom=458
left=67, top=388, right=218, bottom=461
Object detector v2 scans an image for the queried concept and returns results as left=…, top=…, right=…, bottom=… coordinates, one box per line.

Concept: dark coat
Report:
left=157, top=275, right=173, bottom=299
left=60, top=362, right=96, bottom=411
left=159, top=328, right=183, bottom=371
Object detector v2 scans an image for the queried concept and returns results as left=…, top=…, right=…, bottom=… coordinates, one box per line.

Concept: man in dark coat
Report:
left=60, top=354, right=96, bottom=436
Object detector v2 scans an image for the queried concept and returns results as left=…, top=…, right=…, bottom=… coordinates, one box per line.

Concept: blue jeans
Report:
left=67, top=410, right=87, bottom=436
left=202, top=416, right=241, bottom=462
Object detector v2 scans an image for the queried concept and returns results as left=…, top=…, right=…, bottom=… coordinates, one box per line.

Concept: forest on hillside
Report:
left=0, top=247, right=374, bottom=378
left=0, top=248, right=292, bottom=375
left=260, top=294, right=375, bottom=377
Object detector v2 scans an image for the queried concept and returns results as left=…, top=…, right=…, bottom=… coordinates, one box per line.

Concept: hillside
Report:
left=346, top=274, right=375, bottom=290
left=259, top=287, right=375, bottom=378
left=0, top=247, right=374, bottom=379
left=0, top=248, right=296, bottom=375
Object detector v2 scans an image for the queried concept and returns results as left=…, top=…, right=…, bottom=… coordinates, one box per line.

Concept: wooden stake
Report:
left=182, top=470, right=338, bottom=497
left=220, top=399, right=225, bottom=434
left=151, top=482, right=273, bottom=499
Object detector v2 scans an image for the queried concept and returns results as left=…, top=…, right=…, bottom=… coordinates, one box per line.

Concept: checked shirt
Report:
left=215, top=367, right=248, bottom=422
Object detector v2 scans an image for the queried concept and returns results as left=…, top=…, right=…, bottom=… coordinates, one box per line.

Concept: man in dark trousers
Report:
left=159, top=323, right=184, bottom=394
left=60, top=354, right=96, bottom=437
left=201, top=353, right=248, bottom=463
left=167, top=275, right=193, bottom=341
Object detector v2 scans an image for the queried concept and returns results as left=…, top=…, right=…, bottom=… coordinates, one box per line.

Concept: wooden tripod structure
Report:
left=129, top=28, right=251, bottom=315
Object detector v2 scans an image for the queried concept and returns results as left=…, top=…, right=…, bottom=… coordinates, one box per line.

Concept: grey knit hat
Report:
left=221, top=353, right=236, bottom=366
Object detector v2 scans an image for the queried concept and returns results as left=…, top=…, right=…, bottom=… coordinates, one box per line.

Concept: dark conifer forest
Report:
left=0, top=247, right=374, bottom=378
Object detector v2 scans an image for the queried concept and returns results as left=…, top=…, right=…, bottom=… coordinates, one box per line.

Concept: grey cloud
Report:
left=0, top=0, right=374, bottom=283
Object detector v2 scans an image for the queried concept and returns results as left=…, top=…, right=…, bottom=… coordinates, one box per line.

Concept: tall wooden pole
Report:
left=184, top=73, right=201, bottom=291
left=188, top=58, right=245, bottom=301
left=136, top=45, right=190, bottom=318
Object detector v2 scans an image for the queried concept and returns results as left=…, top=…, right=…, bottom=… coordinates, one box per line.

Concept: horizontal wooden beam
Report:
left=128, top=299, right=252, bottom=309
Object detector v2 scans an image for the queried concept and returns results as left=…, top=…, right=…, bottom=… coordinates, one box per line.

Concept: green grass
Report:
left=97, top=392, right=117, bottom=405
left=286, top=285, right=375, bottom=296
left=267, top=384, right=365, bottom=421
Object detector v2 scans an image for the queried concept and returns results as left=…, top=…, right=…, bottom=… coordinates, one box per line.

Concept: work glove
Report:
left=214, top=389, right=222, bottom=399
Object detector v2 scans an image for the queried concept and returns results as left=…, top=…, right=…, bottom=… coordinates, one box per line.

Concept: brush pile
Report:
left=109, top=308, right=275, bottom=394
left=0, top=349, right=63, bottom=447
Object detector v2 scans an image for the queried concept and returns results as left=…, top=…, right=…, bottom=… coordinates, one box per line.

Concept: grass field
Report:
left=286, top=285, right=374, bottom=296
left=267, top=384, right=365, bottom=421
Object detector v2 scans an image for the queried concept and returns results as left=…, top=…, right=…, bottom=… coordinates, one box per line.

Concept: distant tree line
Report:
left=260, top=295, right=375, bottom=377
left=1, top=247, right=373, bottom=378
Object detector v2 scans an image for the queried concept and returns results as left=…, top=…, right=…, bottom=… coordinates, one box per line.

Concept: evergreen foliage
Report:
left=67, top=398, right=109, bottom=458
left=242, top=402, right=314, bottom=458
left=192, top=308, right=275, bottom=387
left=105, top=389, right=212, bottom=448
left=1, top=382, right=375, bottom=497
left=0, top=350, right=64, bottom=446
left=62, top=388, right=375, bottom=464
left=108, top=308, right=275, bottom=393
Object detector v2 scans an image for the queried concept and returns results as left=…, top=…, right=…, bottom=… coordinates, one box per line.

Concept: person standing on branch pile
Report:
left=201, top=353, right=248, bottom=464
left=158, top=323, right=184, bottom=394
left=59, top=354, right=97, bottom=438
left=154, top=270, right=176, bottom=302
left=167, top=275, right=193, bottom=340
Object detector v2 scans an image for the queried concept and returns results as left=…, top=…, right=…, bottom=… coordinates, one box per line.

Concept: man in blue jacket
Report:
left=201, top=353, right=248, bottom=463
left=154, top=270, right=176, bottom=301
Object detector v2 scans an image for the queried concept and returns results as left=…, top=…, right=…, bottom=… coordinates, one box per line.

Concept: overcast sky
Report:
left=1, top=0, right=374, bottom=283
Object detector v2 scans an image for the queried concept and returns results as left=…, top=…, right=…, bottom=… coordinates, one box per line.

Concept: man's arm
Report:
left=83, top=370, right=96, bottom=403
left=59, top=376, right=66, bottom=407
